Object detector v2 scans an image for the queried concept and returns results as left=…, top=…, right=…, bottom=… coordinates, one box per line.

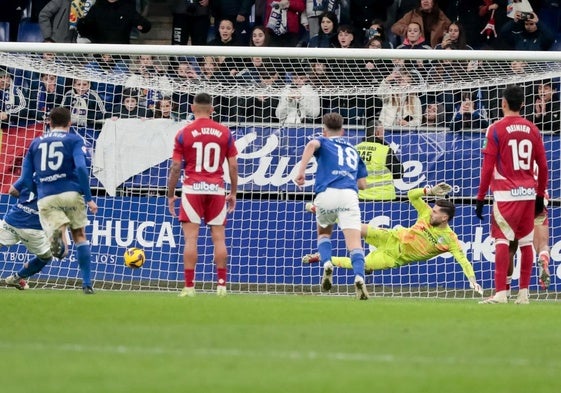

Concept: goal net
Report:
left=0, top=42, right=559, bottom=299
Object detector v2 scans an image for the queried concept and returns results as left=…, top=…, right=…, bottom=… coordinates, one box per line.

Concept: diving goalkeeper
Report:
left=303, top=183, right=483, bottom=295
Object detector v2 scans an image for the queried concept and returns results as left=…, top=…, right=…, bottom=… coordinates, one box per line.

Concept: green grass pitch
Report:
left=1, top=289, right=559, bottom=393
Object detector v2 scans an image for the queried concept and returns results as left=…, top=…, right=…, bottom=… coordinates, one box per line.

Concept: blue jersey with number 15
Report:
left=313, top=136, right=367, bottom=194
left=22, top=131, right=87, bottom=199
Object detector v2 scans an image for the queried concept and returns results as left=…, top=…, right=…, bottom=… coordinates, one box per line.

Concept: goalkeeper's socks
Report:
left=184, top=269, right=195, bottom=288
left=217, top=268, right=227, bottom=287
left=318, top=237, right=332, bottom=264
left=76, top=241, right=92, bottom=287
left=350, top=248, right=365, bottom=279
left=17, top=256, right=51, bottom=278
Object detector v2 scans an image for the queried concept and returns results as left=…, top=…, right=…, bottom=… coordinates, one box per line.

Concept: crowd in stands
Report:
left=0, top=0, right=561, bottom=133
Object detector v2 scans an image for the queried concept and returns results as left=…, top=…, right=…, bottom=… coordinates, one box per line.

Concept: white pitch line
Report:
left=0, top=342, right=556, bottom=369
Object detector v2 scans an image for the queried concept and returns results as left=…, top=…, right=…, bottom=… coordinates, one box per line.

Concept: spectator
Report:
left=300, top=0, right=338, bottom=39
left=275, top=66, right=321, bottom=123
left=0, top=67, right=27, bottom=129
left=209, top=19, right=243, bottom=81
left=391, top=0, right=451, bottom=48
left=239, top=68, right=282, bottom=123
left=356, top=120, right=404, bottom=201
left=61, top=78, right=108, bottom=128
left=395, top=22, right=432, bottom=74
left=478, top=0, right=509, bottom=49
left=334, top=24, right=359, bottom=48
left=349, top=0, right=394, bottom=41
left=499, top=11, right=555, bottom=51
left=153, top=96, right=178, bottom=120
left=265, top=0, right=306, bottom=47
left=85, top=54, right=128, bottom=113
left=525, top=81, right=561, bottom=133
left=126, top=55, right=173, bottom=112
left=363, top=19, right=393, bottom=48
left=250, top=25, right=272, bottom=46
left=421, top=101, right=447, bottom=127
left=208, top=18, right=241, bottom=45
left=77, top=0, right=152, bottom=44
left=377, top=69, right=423, bottom=128
left=112, top=88, right=149, bottom=119
left=39, top=0, right=76, bottom=43
left=169, top=0, right=211, bottom=46
left=236, top=57, right=279, bottom=85
left=450, top=90, right=489, bottom=131
left=435, top=21, right=474, bottom=49
left=173, top=59, right=201, bottom=82
left=307, top=11, right=338, bottom=48
left=395, top=21, right=432, bottom=49
left=210, top=0, right=254, bottom=44
left=443, top=0, right=485, bottom=49
left=29, top=73, right=62, bottom=123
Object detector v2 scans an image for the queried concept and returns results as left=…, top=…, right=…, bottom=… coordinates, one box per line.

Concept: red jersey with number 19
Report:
left=172, top=118, right=238, bottom=189
left=478, top=115, right=548, bottom=202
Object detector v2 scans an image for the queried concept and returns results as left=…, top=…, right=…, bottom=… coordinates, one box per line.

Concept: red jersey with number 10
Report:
left=478, top=115, right=548, bottom=202
left=172, top=118, right=238, bottom=188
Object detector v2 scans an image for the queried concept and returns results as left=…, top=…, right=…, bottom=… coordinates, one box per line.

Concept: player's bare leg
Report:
left=534, top=221, right=550, bottom=289
left=179, top=222, right=199, bottom=297
left=211, top=225, right=228, bottom=297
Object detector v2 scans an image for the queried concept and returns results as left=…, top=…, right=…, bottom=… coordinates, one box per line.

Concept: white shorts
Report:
left=314, top=188, right=361, bottom=231
left=0, top=220, right=51, bottom=256
left=37, top=191, right=88, bottom=237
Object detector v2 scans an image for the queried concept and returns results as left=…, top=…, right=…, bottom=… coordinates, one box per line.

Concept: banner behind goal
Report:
left=0, top=43, right=559, bottom=298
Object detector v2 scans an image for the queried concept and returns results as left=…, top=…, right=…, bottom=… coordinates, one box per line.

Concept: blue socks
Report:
left=318, top=237, right=332, bottom=264
left=350, top=248, right=365, bottom=279
left=17, top=256, right=51, bottom=278
left=76, top=241, right=92, bottom=287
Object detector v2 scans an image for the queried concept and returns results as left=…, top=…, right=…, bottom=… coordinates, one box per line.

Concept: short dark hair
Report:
left=194, top=92, right=212, bottom=106
left=502, top=85, right=524, bottom=112
left=122, top=88, right=138, bottom=100
left=435, top=199, right=456, bottom=221
left=323, top=112, right=343, bottom=131
left=49, top=107, right=71, bottom=127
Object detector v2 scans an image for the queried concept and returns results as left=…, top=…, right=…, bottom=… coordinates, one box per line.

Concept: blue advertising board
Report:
left=110, top=125, right=561, bottom=201
left=1, top=196, right=559, bottom=291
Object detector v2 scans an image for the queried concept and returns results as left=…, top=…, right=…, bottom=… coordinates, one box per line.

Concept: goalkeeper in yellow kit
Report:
left=303, top=183, right=483, bottom=294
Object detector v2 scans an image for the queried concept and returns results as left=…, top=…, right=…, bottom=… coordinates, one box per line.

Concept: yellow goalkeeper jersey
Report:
left=393, top=188, right=475, bottom=279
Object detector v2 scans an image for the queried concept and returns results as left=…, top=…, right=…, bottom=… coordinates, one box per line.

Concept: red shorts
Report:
left=491, top=200, right=534, bottom=242
left=179, top=192, right=227, bottom=226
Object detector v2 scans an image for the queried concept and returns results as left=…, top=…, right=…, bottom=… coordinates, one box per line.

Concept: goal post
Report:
left=0, top=42, right=559, bottom=298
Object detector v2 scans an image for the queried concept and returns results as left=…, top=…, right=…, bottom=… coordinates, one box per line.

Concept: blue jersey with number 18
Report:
left=22, top=131, right=87, bottom=199
left=313, top=136, right=367, bottom=194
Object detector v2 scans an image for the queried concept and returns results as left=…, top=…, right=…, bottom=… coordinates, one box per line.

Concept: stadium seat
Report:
left=0, top=22, right=9, bottom=42
left=17, top=18, right=43, bottom=42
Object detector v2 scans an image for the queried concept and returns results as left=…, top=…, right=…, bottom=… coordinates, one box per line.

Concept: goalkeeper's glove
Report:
left=535, top=196, right=545, bottom=216
left=469, top=277, right=483, bottom=296
left=425, top=182, right=452, bottom=196
left=475, top=200, right=484, bottom=220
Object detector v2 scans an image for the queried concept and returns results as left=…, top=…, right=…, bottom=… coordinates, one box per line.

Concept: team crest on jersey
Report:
left=437, top=236, right=445, bottom=244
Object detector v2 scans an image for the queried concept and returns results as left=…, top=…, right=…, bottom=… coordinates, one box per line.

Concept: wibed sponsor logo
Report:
left=511, top=186, right=535, bottom=197
left=193, top=182, right=219, bottom=192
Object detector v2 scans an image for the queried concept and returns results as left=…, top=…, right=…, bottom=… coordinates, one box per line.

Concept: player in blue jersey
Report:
left=1, top=179, right=53, bottom=290
left=294, top=112, right=369, bottom=300
left=20, top=107, right=98, bottom=294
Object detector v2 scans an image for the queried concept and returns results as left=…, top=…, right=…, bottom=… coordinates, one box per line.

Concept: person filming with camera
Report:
left=499, top=10, right=555, bottom=51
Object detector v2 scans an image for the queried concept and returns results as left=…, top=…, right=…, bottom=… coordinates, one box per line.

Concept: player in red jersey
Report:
left=166, top=92, right=238, bottom=298
left=476, top=85, right=548, bottom=304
